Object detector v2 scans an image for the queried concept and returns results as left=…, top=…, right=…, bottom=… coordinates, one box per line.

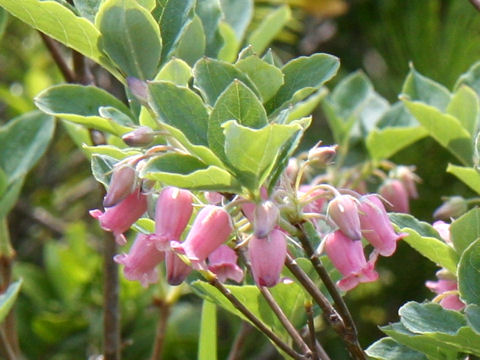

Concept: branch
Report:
left=227, top=322, right=253, bottom=360
left=150, top=300, right=171, bottom=360
left=38, top=32, right=76, bottom=83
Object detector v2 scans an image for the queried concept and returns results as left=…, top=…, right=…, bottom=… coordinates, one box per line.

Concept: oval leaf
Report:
left=0, top=280, right=22, bottom=324
left=458, top=238, right=480, bottom=306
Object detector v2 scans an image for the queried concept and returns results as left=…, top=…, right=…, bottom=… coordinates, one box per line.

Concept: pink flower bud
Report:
left=299, top=185, right=326, bottom=214
left=90, top=188, right=148, bottom=245
left=122, top=126, right=155, bottom=147
left=433, top=196, right=468, bottom=220
left=358, top=194, right=407, bottom=257
left=379, top=179, right=410, bottom=213
left=308, top=144, right=337, bottom=166
left=103, top=165, right=137, bottom=207
left=165, top=250, right=192, bottom=286
left=324, top=230, right=379, bottom=291
left=432, top=220, right=452, bottom=245
left=396, top=166, right=420, bottom=199
left=248, top=229, right=287, bottom=287
left=171, top=205, right=233, bottom=270
left=114, top=233, right=164, bottom=287
left=327, top=195, right=362, bottom=240
left=205, top=191, right=223, bottom=205
left=208, top=245, right=244, bottom=283
left=127, top=77, right=148, bottom=103
left=254, top=201, right=279, bottom=238
left=426, top=277, right=465, bottom=311
left=151, top=187, right=193, bottom=251
left=285, top=158, right=299, bottom=182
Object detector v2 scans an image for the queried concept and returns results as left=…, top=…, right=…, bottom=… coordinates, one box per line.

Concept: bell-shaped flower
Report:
left=432, top=220, right=452, bottom=245
left=327, top=195, right=362, bottom=240
left=151, top=187, right=193, bottom=251
left=254, top=201, right=279, bottom=238
left=122, top=126, right=155, bottom=147
left=103, top=165, right=137, bottom=207
left=114, top=233, right=164, bottom=287
left=165, top=250, right=192, bottom=286
left=208, top=245, right=244, bottom=283
left=205, top=191, right=223, bottom=205
left=358, top=194, right=407, bottom=257
left=379, top=179, right=410, bottom=213
left=248, top=229, right=287, bottom=287
left=426, top=274, right=464, bottom=311
left=396, top=166, right=420, bottom=199
left=90, top=188, right=148, bottom=245
left=171, top=205, right=233, bottom=270
left=324, top=230, right=378, bottom=291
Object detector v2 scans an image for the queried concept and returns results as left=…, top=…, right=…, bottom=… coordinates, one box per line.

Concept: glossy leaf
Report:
left=82, top=145, right=140, bottom=159
left=193, top=57, right=259, bottom=106
left=155, top=58, right=192, bottom=86
left=367, top=127, right=428, bottom=160
left=195, top=0, right=222, bottom=56
left=455, top=61, right=480, bottom=97
left=217, top=21, right=239, bottom=63
left=96, top=0, right=162, bottom=79
left=91, top=155, right=118, bottom=187
left=0, top=280, right=22, bottom=324
left=198, top=300, right=217, bottom=360
left=450, top=208, right=480, bottom=255
left=147, top=81, right=209, bottom=146
left=466, top=304, right=480, bottom=335
left=404, top=100, right=473, bottom=166
left=458, top=238, right=480, bottom=306
left=447, top=86, right=479, bottom=137
left=219, top=0, right=253, bottom=41
left=266, top=53, right=339, bottom=114
left=285, top=89, right=327, bottom=123
left=389, top=213, right=459, bottom=273
left=366, top=337, right=428, bottom=360
left=35, top=84, right=133, bottom=136
left=447, top=164, right=480, bottom=195
left=0, top=111, right=55, bottom=184
left=236, top=55, right=284, bottom=103
left=72, top=0, right=101, bottom=22
left=173, top=15, right=206, bottom=66
left=208, top=80, right=267, bottom=161
left=247, top=5, right=291, bottom=54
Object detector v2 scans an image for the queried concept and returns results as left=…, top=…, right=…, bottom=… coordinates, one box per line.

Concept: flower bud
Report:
left=254, top=201, right=279, bottom=238
left=433, top=196, right=468, bottom=220
left=205, top=191, right=223, bottom=205
left=248, top=229, right=287, bottom=287
left=127, top=77, right=148, bottom=103
left=299, top=185, right=326, bottom=214
left=324, top=230, right=378, bottom=291
left=379, top=179, right=410, bottom=213
left=165, top=250, right=192, bottom=286
left=122, top=126, right=155, bottom=147
left=308, top=144, right=337, bottom=166
left=327, top=195, right=362, bottom=240
left=432, top=220, right=452, bottom=245
left=208, top=245, right=244, bottom=283
left=103, top=165, right=137, bottom=207
left=151, top=187, right=193, bottom=251
left=358, top=194, right=407, bottom=257
left=90, top=188, right=148, bottom=245
left=285, top=158, right=299, bottom=182
left=114, top=233, right=164, bottom=287
left=171, top=205, right=233, bottom=270
left=426, top=274, right=464, bottom=311
left=395, top=166, right=420, bottom=199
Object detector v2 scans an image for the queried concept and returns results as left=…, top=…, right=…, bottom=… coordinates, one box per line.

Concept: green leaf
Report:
left=236, top=55, right=284, bottom=103
left=389, top=213, right=459, bottom=273
left=96, top=0, right=162, bottom=80
left=82, top=144, right=140, bottom=159
left=173, top=15, right=206, bottom=66
left=0, top=111, right=55, bottom=184
left=0, top=169, right=7, bottom=197
left=147, top=81, right=209, bottom=146
left=217, top=21, right=239, bottom=63
left=285, top=89, right=327, bottom=123
left=402, top=67, right=451, bottom=111
left=35, top=84, right=133, bottom=136
left=458, top=238, right=480, bottom=306
left=447, top=164, right=480, bottom=195
left=450, top=208, right=480, bottom=255
left=366, top=127, right=428, bottom=160
left=455, top=61, right=480, bottom=97
left=447, top=86, right=479, bottom=137
left=466, top=304, right=480, bottom=334
left=195, top=0, right=222, bottom=57
left=223, top=120, right=302, bottom=191
left=72, top=0, right=101, bottom=22
left=0, top=8, right=8, bottom=40
left=266, top=53, right=339, bottom=114
left=0, top=280, right=22, bottom=324
left=366, top=337, right=428, bottom=360
left=0, top=179, right=24, bottom=219
left=140, top=153, right=240, bottom=191
left=91, top=154, right=118, bottom=187
left=247, top=5, right=291, bottom=54
left=155, top=0, right=195, bottom=63
left=219, top=0, right=253, bottom=41
left=193, top=57, right=259, bottom=106
left=198, top=300, right=217, bottom=360
left=62, top=121, right=93, bottom=152
left=404, top=100, right=473, bottom=166
left=208, top=80, right=267, bottom=162
left=0, top=0, right=120, bottom=78
left=155, top=57, right=192, bottom=86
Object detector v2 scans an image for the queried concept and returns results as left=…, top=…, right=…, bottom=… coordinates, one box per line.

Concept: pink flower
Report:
left=151, top=187, right=193, bottom=251
left=122, top=126, right=155, bottom=147
left=254, top=201, right=279, bottom=238
left=426, top=278, right=464, bottom=311
left=205, top=192, right=223, bottom=205
left=103, top=165, right=137, bottom=207
left=379, top=179, right=410, bottom=213
left=327, top=195, right=362, bottom=240
left=358, top=194, right=407, bottom=256
left=299, top=185, right=326, bottom=214
left=432, top=220, right=452, bottom=245
left=165, top=251, right=192, bottom=286
left=396, top=166, right=420, bottom=199
left=171, top=205, right=233, bottom=269
left=114, top=233, right=164, bottom=287
left=208, top=245, right=244, bottom=283
left=324, top=230, right=378, bottom=291
left=90, top=188, right=148, bottom=245
left=248, top=229, right=287, bottom=287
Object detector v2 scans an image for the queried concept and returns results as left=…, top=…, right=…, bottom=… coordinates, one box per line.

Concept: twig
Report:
left=208, top=277, right=304, bottom=360
left=469, top=0, right=480, bottom=12
left=227, top=322, right=253, bottom=360
left=73, top=50, right=94, bottom=85
left=38, top=32, right=76, bottom=83
left=16, top=200, right=67, bottom=236
left=150, top=301, right=171, bottom=360
left=0, top=328, right=16, bottom=360
left=305, top=302, right=319, bottom=360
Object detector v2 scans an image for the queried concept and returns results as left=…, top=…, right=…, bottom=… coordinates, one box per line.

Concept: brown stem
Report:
left=258, top=286, right=312, bottom=357
left=469, top=0, right=480, bottom=12
left=0, top=328, right=16, bottom=360
left=150, top=301, right=171, bottom=360
left=208, top=277, right=305, bottom=360
left=38, top=32, right=76, bottom=83
left=227, top=322, right=253, bottom=360
left=305, top=302, right=319, bottom=360
left=73, top=50, right=94, bottom=85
